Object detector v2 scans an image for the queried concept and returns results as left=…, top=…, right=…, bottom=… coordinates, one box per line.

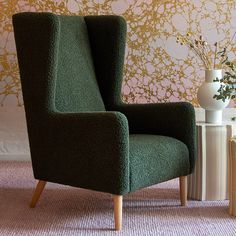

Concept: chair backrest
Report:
left=13, top=13, right=105, bottom=114
left=56, top=15, right=105, bottom=112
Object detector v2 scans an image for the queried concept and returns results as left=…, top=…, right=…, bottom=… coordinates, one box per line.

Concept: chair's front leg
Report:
left=179, top=176, right=187, bottom=206
left=113, top=195, right=123, bottom=231
left=30, top=180, right=47, bottom=208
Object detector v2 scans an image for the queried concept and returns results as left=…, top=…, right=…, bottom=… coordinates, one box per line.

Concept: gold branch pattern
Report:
left=0, top=0, right=236, bottom=106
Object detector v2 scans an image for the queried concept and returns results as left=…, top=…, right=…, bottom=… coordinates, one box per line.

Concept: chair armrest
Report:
left=31, top=111, right=129, bottom=195
left=114, top=102, right=197, bottom=173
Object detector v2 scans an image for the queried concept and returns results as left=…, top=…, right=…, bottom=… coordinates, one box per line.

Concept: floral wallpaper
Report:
left=1, top=0, right=236, bottom=106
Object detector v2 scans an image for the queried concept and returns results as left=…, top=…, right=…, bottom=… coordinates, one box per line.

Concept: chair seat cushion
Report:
left=129, top=134, right=190, bottom=192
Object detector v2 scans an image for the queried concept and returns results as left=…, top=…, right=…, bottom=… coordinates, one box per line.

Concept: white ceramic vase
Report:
left=197, top=69, right=230, bottom=124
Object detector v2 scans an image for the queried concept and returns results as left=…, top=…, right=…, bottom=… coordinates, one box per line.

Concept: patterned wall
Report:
left=1, top=0, right=236, bottom=106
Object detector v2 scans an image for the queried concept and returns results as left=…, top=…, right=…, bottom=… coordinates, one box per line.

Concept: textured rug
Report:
left=0, top=162, right=236, bottom=236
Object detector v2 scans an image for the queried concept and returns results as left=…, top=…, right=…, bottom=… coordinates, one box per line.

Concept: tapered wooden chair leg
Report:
left=30, top=180, right=47, bottom=208
left=113, top=195, right=123, bottom=231
left=179, top=176, right=187, bottom=206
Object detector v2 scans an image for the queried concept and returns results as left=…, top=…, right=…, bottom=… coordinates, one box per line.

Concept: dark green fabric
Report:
left=117, top=102, right=196, bottom=173
left=129, top=134, right=189, bottom=191
left=37, top=112, right=129, bottom=195
left=85, top=16, right=197, bottom=173
left=13, top=13, right=129, bottom=195
left=84, top=15, right=126, bottom=109
left=56, top=16, right=105, bottom=112
left=13, top=12, right=197, bottom=196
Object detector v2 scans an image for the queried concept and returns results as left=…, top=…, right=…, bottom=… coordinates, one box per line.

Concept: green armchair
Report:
left=13, top=12, right=196, bottom=231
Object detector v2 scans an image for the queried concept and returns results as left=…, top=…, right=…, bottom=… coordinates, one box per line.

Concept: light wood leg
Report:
left=179, top=176, right=187, bottom=206
left=30, top=180, right=47, bottom=208
left=113, top=195, right=123, bottom=231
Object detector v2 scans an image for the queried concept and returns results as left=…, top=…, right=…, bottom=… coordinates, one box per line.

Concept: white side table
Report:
left=187, top=108, right=236, bottom=200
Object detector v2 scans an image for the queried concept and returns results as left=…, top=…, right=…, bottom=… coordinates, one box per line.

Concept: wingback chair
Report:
left=13, top=12, right=196, bottom=231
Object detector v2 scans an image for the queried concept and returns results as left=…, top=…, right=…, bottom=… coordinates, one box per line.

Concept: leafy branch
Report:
left=213, top=49, right=236, bottom=102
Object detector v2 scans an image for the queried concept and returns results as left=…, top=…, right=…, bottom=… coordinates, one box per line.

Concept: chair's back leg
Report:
left=179, top=176, right=187, bottom=206
left=30, top=180, right=47, bottom=208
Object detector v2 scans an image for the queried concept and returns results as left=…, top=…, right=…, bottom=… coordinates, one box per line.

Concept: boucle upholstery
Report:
left=13, top=12, right=196, bottom=195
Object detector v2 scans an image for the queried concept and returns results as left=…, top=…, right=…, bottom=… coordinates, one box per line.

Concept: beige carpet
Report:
left=0, top=161, right=236, bottom=236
